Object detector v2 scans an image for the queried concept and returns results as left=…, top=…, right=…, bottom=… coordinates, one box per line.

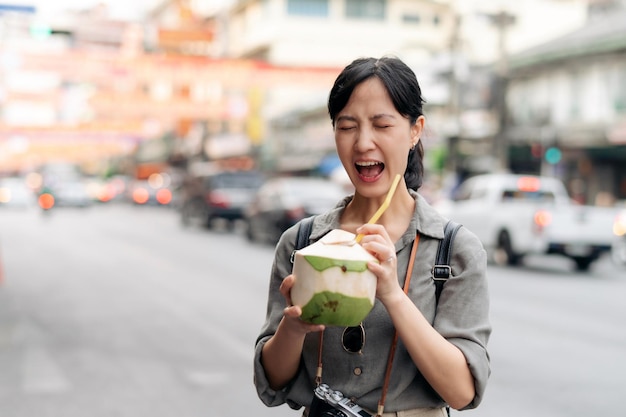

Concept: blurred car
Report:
left=179, top=170, right=264, bottom=228
left=104, top=175, right=132, bottom=203
left=52, top=179, right=92, bottom=208
left=128, top=174, right=174, bottom=206
left=0, top=244, right=3, bottom=284
left=612, top=209, right=626, bottom=267
left=0, top=177, right=37, bottom=209
left=244, top=176, right=347, bottom=244
left=84, top=176, right=129, bottom=203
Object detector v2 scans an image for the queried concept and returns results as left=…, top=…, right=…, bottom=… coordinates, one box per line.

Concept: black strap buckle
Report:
left=432, top=265, right=451, bottom=280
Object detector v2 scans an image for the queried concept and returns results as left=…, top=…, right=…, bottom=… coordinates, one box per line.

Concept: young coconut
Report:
left=292, top=229, right=378, bottom=326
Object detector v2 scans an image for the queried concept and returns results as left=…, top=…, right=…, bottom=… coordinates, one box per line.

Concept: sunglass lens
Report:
left=342, top=325, right=364, bottom=353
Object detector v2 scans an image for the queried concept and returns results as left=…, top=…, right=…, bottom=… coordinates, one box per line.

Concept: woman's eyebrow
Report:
left=371, top=113, right=396, bottom=121
left=337, top=114, right=396, bottom=123
left=336, top=115, right=357, bottom=123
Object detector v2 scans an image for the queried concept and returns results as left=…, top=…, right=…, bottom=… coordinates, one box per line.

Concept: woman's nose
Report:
left=354, top=127, right=376, bottom=152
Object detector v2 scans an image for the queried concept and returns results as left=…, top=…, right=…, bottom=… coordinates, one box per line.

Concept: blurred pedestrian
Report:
left=254, top=56, right=491, bottom=417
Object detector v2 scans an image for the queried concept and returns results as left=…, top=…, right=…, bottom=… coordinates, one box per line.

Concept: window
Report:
left=287, top=0, right=329, bottom=17
left=611, top=64, right=626, bottom=113
left=501, top=190, right=555, bottom=202
left=402, top=13, right=421, bottom=24
left=569, top=71, right=582, bottom=118
left=345, top=0, right=386, bottom=20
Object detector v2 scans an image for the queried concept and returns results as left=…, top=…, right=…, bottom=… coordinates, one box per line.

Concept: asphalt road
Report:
left=0, top=204, right=624, bottom=417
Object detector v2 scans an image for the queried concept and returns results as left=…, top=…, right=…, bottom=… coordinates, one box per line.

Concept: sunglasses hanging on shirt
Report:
left=341, top=323, right=365, bottom=354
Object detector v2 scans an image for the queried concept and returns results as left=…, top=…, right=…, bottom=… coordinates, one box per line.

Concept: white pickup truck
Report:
left=435, top=173, right=621, bottom=271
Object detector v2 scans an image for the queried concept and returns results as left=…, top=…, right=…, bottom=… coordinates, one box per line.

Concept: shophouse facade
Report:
left=218, top=0, right=592, bottom=179
left=221, top=0, right=457, bottom=173
left=505, top=9, right=626, bottom=203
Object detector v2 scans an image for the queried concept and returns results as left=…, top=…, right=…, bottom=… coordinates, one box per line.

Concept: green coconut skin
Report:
left=300, top=291, right=373, bottom=326
left=304, top=255, right=369, bottom=272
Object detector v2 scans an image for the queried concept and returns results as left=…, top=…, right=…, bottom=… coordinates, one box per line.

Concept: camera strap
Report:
left=314, top=233, right=421, bottom=417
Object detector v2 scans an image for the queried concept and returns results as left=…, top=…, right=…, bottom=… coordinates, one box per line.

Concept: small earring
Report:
left=411, top=142, right=416, bottom=150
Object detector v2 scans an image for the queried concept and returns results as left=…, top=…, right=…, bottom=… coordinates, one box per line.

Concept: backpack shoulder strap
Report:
left=432, top=220, right=463, bottom=305
left=290, top=215, right=315, bottom=267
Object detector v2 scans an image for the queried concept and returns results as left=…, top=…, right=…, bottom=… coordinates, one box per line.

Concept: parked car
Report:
left=51, top=179, right=92, bottom=208
left=128, top=174, right=174, bottom=207
left=244, top=176, right=347, bottom=244
left=0, top=177, right=36, bottom=209
left=179, top=170, right=264, bottom=228
left=612, top=209, right=626, bottom=267
left=435, top=173, right=620, bottom=271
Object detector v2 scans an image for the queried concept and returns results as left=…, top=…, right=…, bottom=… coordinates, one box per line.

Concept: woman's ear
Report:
left=410, top=115, right=425, bottom=147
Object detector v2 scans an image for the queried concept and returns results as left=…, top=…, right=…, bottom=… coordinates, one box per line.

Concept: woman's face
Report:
left=334, top=77, right=423, bottom=198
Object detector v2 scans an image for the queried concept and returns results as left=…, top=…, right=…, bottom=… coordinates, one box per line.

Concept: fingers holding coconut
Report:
left=361, top=237, right=395, bottom=265
left=280, top=275, right=325, bottom=332
left=279, top=274, right=296, bottom=305
left=367, top=251, right=398, bottom=279
left=356, top=224, right=393, bottom=245
left=282, top=305, right=325, bottom=334
left=368, top=258, right=404, bottom=304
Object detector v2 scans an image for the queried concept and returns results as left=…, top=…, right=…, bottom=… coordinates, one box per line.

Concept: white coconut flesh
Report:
left=292, top=229, right=378, bottom=326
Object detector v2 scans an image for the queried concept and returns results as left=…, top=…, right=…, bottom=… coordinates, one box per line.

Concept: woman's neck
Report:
left=340, top=189, right=416, bottom=242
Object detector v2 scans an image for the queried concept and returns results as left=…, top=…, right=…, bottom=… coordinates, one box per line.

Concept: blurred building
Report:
left=0, top=1, right=340, bottom=178
left=213, top=0, right=593, bottom=177
left=219, top=0, right=458, bottom=173
left=505, top=5, right=626, bottom=203
left=0, top=4, right=148, bottom=174
left=4, top=0, right=625, bottom=205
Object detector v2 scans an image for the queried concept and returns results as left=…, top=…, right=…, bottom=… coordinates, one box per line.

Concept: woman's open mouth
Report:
left=355, top=161, right=384, bottom=181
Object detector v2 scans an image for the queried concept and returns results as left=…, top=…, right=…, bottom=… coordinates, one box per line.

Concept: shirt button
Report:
left=353, top=367, right=362, bottom=376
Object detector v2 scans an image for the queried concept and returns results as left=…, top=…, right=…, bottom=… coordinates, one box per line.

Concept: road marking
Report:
left=183, top=370, right=230, bottom=387
left=22, top=345, right=71, bottom=393
left=12, top=320, right=71, bottom=394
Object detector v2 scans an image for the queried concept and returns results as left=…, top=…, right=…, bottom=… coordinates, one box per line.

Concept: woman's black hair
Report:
left=328, top=56, right=426, bottom=191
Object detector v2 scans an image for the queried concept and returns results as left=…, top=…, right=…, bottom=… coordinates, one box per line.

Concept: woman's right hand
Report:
left=279, top=274, right=325, bottom=335
left=262, top=274, right=324, bottom=390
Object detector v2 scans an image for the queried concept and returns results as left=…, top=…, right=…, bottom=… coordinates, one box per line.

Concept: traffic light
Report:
left=544, top=147, right=562, bottom=165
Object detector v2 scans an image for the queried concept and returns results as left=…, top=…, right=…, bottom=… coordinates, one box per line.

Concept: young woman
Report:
left=254, top=56, right=491, bottom=417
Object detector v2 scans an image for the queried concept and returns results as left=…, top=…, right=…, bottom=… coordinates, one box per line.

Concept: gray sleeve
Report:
left=253, top=224, right=299, bottom=407
left=433, top=226, right=492, bottom=410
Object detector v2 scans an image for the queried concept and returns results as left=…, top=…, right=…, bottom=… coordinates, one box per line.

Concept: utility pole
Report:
left=446, top=12, right=462, bottom=178
left=486, top=10, right=515, bottom=173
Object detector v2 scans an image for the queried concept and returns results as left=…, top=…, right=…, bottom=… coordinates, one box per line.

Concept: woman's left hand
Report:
left=356, top=224, right=404, bottom=304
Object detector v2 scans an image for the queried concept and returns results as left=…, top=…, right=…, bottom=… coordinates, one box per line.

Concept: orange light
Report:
left=132, top=188, right=150, bottom=204
left=0, top=187, right=10, bottom=203
left=98, top=184, right=116, bottom=202
left=517, top=177, right=541, bottom=192
left=614, top=212, right=626, bottom=237
left=156, top=188, right=172, bottom=205
left=38, top=193, right=55, bottom=209
left=534, top=209, right=552, bottom=228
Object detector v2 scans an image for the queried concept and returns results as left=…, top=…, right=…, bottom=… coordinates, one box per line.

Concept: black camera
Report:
left=308, top=384, right=372, bottom=417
